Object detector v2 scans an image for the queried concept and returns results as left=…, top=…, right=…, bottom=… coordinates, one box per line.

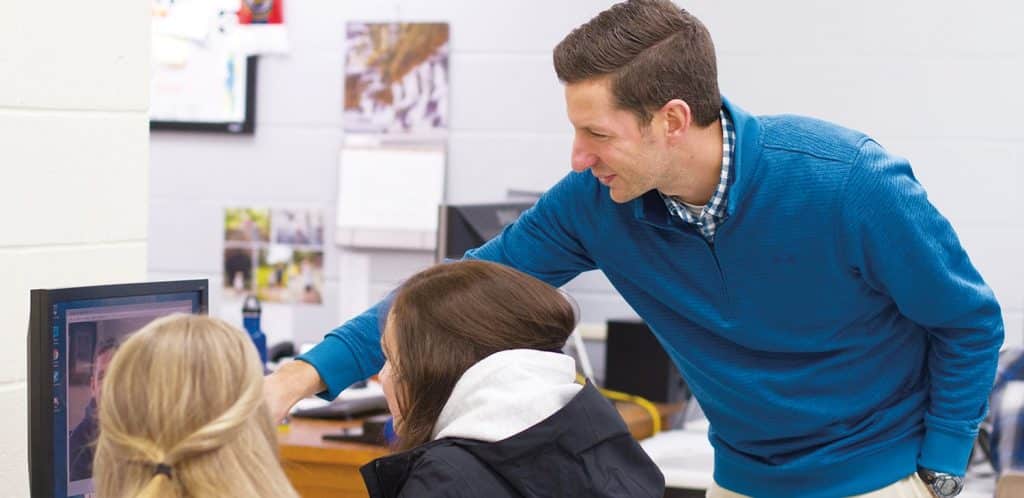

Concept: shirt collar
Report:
left=659, top=108, right=735, bottom=223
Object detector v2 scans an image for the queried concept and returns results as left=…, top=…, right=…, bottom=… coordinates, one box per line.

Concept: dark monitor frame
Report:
left=150, top=56, right=258, bottom=135
left=27, top=279, right=209, bottom=498
left=435, top=202, right=534, bottom=263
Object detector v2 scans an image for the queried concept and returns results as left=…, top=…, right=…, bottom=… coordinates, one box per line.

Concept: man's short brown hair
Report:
left=554, top=0, right=721, bottom=127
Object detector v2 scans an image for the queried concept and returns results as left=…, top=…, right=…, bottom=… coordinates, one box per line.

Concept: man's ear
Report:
left=660, top=99, right=693, bottom=139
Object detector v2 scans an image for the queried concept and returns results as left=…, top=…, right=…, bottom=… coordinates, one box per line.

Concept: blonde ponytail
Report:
left=135, top=471, right=173, bottom=498
left=93, top=315, right=298, bottom=498
left=161, top=375, right=263, bottom=465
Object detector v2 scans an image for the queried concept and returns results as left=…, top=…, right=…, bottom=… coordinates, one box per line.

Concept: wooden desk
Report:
left=279, top=418, right=389, bottom=498
left=279, top=401, right=683, bottom=498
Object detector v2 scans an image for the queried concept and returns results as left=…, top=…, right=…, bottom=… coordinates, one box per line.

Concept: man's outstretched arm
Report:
left=265, top=359, right=324, bottom=423
left=264, top=172, right=598, bottom=420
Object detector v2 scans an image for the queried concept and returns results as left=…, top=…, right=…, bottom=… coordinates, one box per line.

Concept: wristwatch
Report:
left=916, top=468, right=964, bottom=497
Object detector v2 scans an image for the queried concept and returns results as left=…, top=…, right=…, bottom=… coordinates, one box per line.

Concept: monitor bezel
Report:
left=149, top=56, right=258, bottom=135
left=435, top=202, right=535, bottom=263
left=27, top=279, right=208, bottom=498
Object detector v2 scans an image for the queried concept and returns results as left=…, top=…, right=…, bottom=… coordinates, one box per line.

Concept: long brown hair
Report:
left=553, top=0, right=722, bottom=127
left=94, top=314, right=299, bottom=498
left=385, top=260, right=577, bottom=451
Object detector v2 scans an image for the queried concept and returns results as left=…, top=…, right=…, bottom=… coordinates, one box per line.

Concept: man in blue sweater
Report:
left=266, top=1, right=1003, bottom=496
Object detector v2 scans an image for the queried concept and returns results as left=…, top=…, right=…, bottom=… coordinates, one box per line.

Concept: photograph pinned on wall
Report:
left=224, top=207, right=271, bottom=242
left=238, top=0, right=284, bottom=24
left=223, top=247, right=256, bottom=300
left=255, top=246, right=324, bottom=305
left=344, top=22, right=450, bottom=134
left=272, top=208, right=324, bottom=245
left=223, top=207, right=325, bottom=305
left=236, top=0, right=290, bottom=55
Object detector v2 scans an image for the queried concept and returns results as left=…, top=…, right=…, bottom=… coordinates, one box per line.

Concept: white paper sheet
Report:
left=336, top=145, right=446, bottom=237
left=237, top=24, right=291, bottom=55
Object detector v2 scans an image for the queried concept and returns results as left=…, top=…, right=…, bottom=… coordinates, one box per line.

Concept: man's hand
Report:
left=263, top=360, right=326, bottom=423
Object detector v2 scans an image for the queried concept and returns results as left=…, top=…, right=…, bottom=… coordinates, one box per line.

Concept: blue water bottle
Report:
left=242, top=295, right=268, bottom=366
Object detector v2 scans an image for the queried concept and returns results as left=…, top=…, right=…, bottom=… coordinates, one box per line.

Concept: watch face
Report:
left=932, top=475, right=964, bottom=497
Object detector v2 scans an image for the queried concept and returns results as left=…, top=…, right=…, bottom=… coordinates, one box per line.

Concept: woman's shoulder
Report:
left=401, top=441, right=517, bottom=497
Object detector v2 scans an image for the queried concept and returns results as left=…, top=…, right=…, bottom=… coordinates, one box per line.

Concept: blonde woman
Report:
left=93, top=314, right=298, bottom=498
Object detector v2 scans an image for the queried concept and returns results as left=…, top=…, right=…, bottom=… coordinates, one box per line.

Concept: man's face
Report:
left=565, top=78, right=673, bottom=203
left=89, top=349, right=115, bottom=404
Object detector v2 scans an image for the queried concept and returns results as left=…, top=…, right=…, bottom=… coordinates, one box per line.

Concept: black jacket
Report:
left=360, top=382, right=665, bottom=497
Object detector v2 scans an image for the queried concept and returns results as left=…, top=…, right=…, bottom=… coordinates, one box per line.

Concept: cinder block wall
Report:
left=149, top=0, right=1023, bottom=350
left=0, top=1, right=150, bottom=493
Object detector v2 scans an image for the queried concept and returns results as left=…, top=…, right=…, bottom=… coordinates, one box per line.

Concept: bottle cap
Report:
left=242, top=295, right=261, bottom=315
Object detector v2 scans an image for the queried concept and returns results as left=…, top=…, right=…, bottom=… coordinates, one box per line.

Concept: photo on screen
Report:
left=63, top=300, right=195, bottom=496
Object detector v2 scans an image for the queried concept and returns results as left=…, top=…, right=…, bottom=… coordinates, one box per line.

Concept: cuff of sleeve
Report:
left=918, top=426, right=976, bottom=476
left=296, top=337, right=363, bottom=401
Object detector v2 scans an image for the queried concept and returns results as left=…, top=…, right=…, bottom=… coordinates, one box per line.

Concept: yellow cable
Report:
left=578, top=374, right=661, bottom=435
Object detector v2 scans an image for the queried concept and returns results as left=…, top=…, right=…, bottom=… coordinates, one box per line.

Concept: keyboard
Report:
left=290, top=395, right=389, bottom=419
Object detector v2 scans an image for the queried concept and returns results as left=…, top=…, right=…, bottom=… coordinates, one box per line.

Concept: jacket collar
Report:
left=459, top=381, right=629, bottom=462
left=361, top=382, right=629, bottom=497
left=432, top=349, right=581, bottom=442
left=633, top=96, right=763, bottom=229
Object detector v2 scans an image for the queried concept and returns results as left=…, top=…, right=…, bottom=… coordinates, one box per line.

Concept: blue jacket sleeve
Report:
left=298, top=172, right=598, bottom=399
left=840, top=139, right=1004, bottom=475
left=466, top=172, right=597, bottom=286
left=296, top=296, right=391, bottom=400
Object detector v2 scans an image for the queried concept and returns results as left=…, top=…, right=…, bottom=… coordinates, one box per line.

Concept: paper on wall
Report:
left=336, top=146, right=446, bottom=234
left=152, top=0, right=221, bottom=42
left=237, top=24, right=291, bottom=55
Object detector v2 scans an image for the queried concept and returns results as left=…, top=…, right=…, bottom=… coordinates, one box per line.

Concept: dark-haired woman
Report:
left=360, top=260, right=664, bottom=498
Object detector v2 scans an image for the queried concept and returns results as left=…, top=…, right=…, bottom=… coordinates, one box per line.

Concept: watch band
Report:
left=917, top=468, right=964, bottom=498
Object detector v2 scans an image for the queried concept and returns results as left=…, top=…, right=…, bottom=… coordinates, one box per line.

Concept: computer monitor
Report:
left=435, top=202, right=534, bottom=262
left=28, top=280, right=209, bottom=498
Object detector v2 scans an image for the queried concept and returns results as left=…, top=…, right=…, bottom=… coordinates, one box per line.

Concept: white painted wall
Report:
left=0, top=0, right=150, bottom=493
left=149, top=1, right=1023, bottom=352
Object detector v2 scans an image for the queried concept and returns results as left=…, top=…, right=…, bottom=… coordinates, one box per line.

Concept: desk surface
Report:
left=279, top=417, right=389, bottom=465
left=278, top=400, right=683, bottom=498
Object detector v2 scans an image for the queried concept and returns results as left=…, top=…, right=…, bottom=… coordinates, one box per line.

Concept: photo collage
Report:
left=223, top=207, right=325, bottom=305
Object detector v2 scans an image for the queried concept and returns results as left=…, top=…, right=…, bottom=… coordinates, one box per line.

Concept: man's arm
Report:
left=268, top=172, right=598, bottom=411
left=841, top=139, right=1004, bottom=475
left=264, top=359, right=324, bottom=423
left=265, top=300, right=388, bottom=421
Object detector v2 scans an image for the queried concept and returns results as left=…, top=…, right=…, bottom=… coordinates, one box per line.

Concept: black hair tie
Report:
left=153, top=463, right=173, bottom=479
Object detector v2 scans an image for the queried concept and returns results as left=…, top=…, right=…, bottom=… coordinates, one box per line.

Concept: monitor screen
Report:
left=435, top=202, right=534, bottom=262
left=149, top=55, right=258, bottom=134
left=149, top=4, right=258, bottom=134
left=28, top=280, right=208, bottom=498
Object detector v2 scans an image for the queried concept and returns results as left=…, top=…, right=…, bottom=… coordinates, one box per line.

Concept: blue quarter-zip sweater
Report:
left=299, top=98, right=1003, bottom=497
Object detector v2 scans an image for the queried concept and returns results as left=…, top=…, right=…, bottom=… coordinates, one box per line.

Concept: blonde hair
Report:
left=93, top=314, right=298, bottom=498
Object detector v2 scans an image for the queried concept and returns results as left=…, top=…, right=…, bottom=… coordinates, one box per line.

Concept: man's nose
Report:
left=571, top=139, right=598, bottom=172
